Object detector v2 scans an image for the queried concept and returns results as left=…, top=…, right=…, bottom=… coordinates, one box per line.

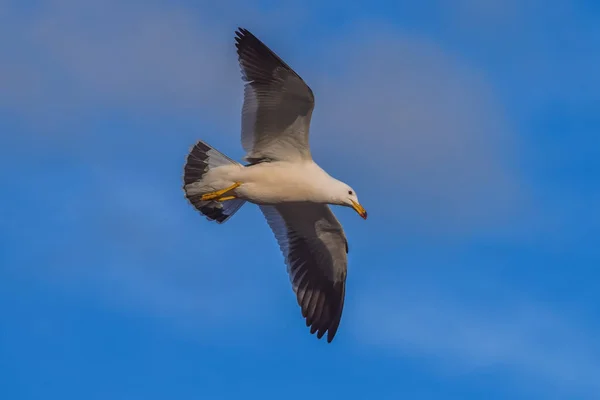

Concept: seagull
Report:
left=182, top=28, right=367, bottom=342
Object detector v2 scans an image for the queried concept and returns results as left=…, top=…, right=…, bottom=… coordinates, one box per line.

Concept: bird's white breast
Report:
left=232, top=161, right=333, bottom=205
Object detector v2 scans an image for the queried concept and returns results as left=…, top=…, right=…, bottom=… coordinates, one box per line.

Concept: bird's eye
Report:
left=348, top=190, right=353, bottom=195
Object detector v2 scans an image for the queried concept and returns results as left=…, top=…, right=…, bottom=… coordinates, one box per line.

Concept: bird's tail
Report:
left=182, top=140, right=246, bottom=224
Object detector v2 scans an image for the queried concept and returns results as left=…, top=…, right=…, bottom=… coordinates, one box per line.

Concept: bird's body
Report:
left=182, top=28, right=367, bottom=342
left=189, top=160, right=342, bottom=205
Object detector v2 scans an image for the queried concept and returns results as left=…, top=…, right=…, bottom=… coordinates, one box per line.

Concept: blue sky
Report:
left=1, top=0, right=599, bottom=399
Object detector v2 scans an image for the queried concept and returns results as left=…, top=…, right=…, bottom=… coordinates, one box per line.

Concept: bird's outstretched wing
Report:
left=260, top=203, right=348, bottom=342
left=235, top=28, right=315, bottom=163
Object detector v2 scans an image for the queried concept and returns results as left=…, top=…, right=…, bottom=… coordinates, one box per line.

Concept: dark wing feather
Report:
left=260, top=204, right=348, bottom=342
left=235, top=28, right=315, bottom=163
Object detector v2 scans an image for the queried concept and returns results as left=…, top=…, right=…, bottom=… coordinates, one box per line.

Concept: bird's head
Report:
left=333, top=183, right=367, bottom=220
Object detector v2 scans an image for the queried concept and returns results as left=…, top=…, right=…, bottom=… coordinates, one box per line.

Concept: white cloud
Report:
left=312, top=27, right=524, bottom=234
left=1, top=0, right=239, bottom=117
left=354, top=285, right=600, bottom=397
left=1, top=1, right=528, bottom=235
left=441, top=0, right=528, bottom=28
left=2, top=0, right=540, bottom=346
left=10, top=166, right=275, bottom=338
left=0, top=0, right=317, bottom=117
left=2, top=8, right=597, bottom=399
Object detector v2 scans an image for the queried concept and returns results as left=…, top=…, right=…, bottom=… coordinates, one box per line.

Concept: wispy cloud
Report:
left=0, top=0, right=317, bottom=118
left=313, top=27, right=524, bottom=234
left=1, top=0, right=546, bottom=351
left=4, top=164, right=274, bottom=338
left=2, top=0, right=529, bottom=236
left=354, top=284, right=600, bottom=397
left=2, top=3, right=599, bottom=400
left=2, top=0, right=239, bottom=117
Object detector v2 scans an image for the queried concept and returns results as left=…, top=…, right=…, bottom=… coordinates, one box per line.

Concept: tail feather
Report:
left=183, top=140, right=246, bottom=224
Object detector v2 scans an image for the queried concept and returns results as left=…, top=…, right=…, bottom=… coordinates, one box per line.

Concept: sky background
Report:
left=1, top=0, right=599, bottom=399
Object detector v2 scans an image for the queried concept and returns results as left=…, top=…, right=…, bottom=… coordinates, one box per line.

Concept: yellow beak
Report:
left=351, top=200, right=368, bottom=220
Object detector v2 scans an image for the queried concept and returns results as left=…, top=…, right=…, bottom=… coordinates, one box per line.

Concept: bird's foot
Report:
left=200, top=182, right=241, bottom=202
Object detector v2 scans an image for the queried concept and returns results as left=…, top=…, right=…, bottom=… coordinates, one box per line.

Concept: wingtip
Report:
left=235, top=27, right=251, bottom=39
left=306, top=318, right=340, bottom=343
left=326, top=326, right=339, bottom=343
left=234, top=27, right=252, bottom=50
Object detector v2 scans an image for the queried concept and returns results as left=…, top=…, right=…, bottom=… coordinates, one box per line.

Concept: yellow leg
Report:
left=200, top=182, right=241, bottom=202
left=216, top=196, right=236, bottom=202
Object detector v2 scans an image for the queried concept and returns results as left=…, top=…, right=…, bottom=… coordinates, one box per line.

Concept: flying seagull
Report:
left=182, top=28, right=367, bottom=343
